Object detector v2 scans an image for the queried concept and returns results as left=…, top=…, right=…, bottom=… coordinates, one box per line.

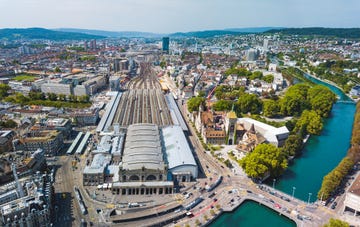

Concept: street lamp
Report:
left=308, top=193, right=312, bottom=204
left=272, top=178, right=276, bottom=189
left=292, top=186, right=296, bottom=199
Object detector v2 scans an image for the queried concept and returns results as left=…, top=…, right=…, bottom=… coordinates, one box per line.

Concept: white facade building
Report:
left=344, top=174, right=360, bottom=215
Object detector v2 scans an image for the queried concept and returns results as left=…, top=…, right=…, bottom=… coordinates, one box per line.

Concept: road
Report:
left=53, top=153, right=103, bottom=226
left=53, top=155, right=82, bottom=227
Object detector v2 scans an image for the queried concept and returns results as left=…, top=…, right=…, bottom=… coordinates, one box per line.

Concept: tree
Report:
left=54, top=66, right=61, bottom=73
left=29, top=91, right=45, bottom=100
left=249, top=71, right=263, bottom=80
left=263, top=100, right=279, bottom=118
left=0, top=84, right=11, bottom=99
left=224, top=159, right=233, bottom=168
left=240, top=144, right=288, bottom=179
left=279, top=84, right=310, bottom=116
left=214, top=85, right=244, bottom=100
left=212, top=100, right=233, bottom=111
left=237, top=94, right=262, bottom=114
left=323, top=218, right=349, bottom=227
left=78, top=95, right=90, bottom=103
left=263, top=74, right=274, bottom=83
left=280, top=95, right=305, bottom=116
left=58, top=94, right=67, bottom=101
left=308, top=85, right=336, bottom=117
left=197, top=90, right=206, bottom=98
left=187, top=97, right=205, bottom=112
left=318, top=157, right=354, bottom=201
left=159, top=60, right=166, bottom=69
left=210, top=209, right=216, bottom=216
left=68, top=94, right=77, bottom=102
left=195, top=219, right=201, bottom=226
left=47, top=93, right=58, bottom=101
left=14, top=92, right=30, bottom=105
left=225, top=67, right=251, bottom=77
left=0, top=119, right=17, bottom=128
left=294, top=110, right=323, bottom=136
left=282, top=134, right=303, bottom=157
left=204, top=214, right=209, bottom=221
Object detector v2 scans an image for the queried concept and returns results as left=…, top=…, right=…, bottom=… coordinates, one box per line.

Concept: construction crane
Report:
left=206, top=85, right=218, bottom=111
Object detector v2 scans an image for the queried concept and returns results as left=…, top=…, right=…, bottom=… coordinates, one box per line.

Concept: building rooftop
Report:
left=83, top=153, right=111, bottom=174
left=237, top=118, right=289, bottom=145
left=23, top=130, right=60, bottom=142
left=106, top=165, right=120, bottom=182
left=121, top=124, right=164, bottom=171
left=45, top=118, right=69, bottom=127
left=162, top=125, right=197, bottom=170
left=227, top=111, right=237, bottom=119
left=348, top=174, right=360, bottom=196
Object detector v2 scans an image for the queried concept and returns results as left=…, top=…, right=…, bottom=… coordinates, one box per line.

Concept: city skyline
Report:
left=1, top=0, right=360, bottom=33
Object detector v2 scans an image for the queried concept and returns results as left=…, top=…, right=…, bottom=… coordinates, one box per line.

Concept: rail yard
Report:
left=112, top=62, right=173, bottom=127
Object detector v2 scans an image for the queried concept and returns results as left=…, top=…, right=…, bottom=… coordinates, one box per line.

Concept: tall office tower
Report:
left=90, top=40, right=97, bottom=50
left=263, top=39, right=269, bottom=51
left=119, top=59, right=129, bottom=71
left=113, top=59, right=121, bottom=72
left=162, top=37, right=170, bottom=53
left=113, top=58, right=129, bottom=72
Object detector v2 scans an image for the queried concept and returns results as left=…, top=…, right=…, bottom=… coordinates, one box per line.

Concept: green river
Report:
left=211, top=73, right=356, bottom=226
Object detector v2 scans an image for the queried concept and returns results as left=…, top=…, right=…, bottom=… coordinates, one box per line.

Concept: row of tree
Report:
left=237, top=80, right=336, bottom=179
left=317, top=157, right=354, bottom=201
left=274, top=84, right=336, bottom=117
left=188, top=92, right=263, bottom=116
left=3, top=91, right=91, bottom=109
left=0, top=119, right=17, bottom=129
left=308, top=61, right=360, bottom=93
left=318, top=102, right=360, bottom=200
left=225, top=67, right=275, bottom=83
left=188, top=84, right=335, bottom=139
left=0, top=84, right=11, bottom=99
left=28, top=91, right=90, bottom=103
left=214, top=85, right=244, bottom=100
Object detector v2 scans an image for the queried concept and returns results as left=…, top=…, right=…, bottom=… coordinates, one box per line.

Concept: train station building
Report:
left=85, top=90, right=198, bottom=196
left=110, top=123, right=197, bottom=195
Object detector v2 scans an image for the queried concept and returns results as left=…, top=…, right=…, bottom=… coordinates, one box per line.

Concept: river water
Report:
left=211, top=73, right=356, bottom=226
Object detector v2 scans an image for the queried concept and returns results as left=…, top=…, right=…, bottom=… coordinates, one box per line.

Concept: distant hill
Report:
left=0, top=28, right=105, bottom=41
left=225, top=27, right=284, bottom=33
left=169, top=30, right=245, bottom=38
left=54, top=28, right=162, bottom=38
left=58, top=27, right=282, bottom=39
left=265, top=27, right=360, bottom=39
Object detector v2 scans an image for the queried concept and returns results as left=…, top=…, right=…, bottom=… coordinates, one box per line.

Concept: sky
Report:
left=1, top=0, right=359, bottom=33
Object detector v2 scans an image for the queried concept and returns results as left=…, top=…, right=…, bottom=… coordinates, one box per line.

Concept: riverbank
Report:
left=274, top=70, right=356, bottom=201
left=295, top=67, right=357, bottom=102
left=318, top=102, right=360, bottom=201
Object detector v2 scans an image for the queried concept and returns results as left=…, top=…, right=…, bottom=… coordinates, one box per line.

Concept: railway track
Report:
left=113, top=62, right=172, bottom=127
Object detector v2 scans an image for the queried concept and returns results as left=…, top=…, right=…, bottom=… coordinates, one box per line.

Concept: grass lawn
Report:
left=13, top=75, right=38, bottom=82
